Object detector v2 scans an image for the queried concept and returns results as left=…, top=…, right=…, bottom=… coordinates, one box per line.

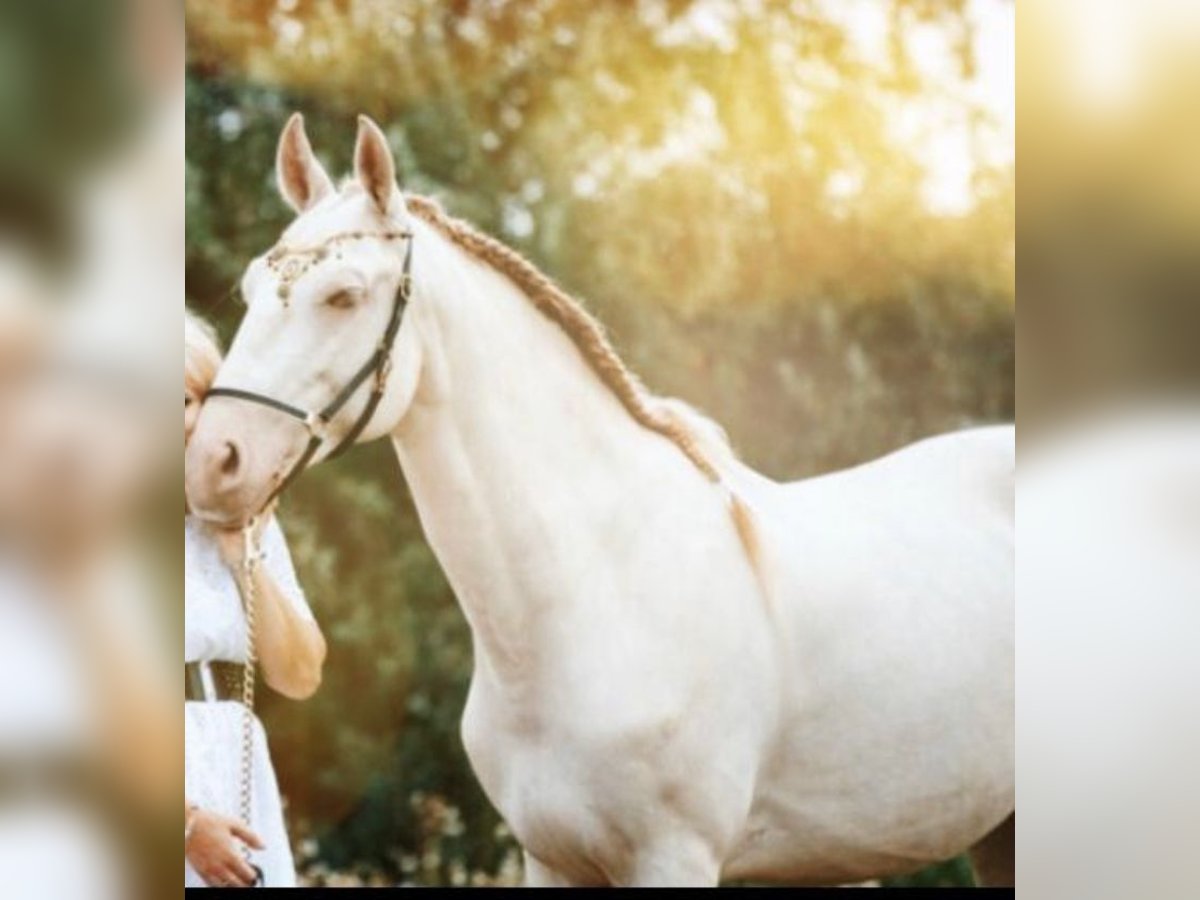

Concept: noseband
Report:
left=204, top=228, right=414, bottom=506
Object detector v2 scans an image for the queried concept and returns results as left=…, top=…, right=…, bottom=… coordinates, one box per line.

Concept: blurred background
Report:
left=1018, top=2, right=1200, bottom=899
left=185, top=0, right=1014, bottom=887
left=0, top=2, right=180, bottom=898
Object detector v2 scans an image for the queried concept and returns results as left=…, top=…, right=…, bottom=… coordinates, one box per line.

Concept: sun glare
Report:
left=824, top=0, right=1013, bottom=216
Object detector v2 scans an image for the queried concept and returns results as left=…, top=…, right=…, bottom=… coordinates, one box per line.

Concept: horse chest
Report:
left=463, top=723, right=610, bottom=879
left=460, top=678, right=674, bottom=882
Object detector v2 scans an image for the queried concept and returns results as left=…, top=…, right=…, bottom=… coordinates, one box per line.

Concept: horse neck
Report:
left=390, top=218, right=657, bottom=685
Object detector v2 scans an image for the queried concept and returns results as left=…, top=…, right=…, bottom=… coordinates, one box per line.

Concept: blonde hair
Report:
left=185, top=310, right=222, bottom=399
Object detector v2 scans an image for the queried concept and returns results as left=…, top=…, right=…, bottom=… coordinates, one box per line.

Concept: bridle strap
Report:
left=272, top=434, right=323, bottom=502
left=203, top=387, right=310, bottom=423
left=204, top=231, right=413, bottom=505
left=324, top=238, right=412, bottom=459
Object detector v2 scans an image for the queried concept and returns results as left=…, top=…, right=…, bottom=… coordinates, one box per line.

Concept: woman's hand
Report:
left=185, top=807, right=265, bottom=887
left=213, top=502, right=275, bottom=571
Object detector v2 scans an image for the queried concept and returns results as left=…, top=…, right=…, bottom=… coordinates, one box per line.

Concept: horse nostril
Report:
left=220, top=440, right=241, bottom=479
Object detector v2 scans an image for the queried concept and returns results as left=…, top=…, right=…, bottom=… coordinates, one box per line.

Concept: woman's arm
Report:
left=216, top=518, right=326, bottom=701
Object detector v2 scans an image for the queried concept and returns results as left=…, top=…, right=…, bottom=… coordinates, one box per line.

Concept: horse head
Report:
left=185, top=114, right=422, bottom=526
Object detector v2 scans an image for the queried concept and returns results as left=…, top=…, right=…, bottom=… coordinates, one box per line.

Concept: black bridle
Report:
left=205, top=229, right=414, bottom=506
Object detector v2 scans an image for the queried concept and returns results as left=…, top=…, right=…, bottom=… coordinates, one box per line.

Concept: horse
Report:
left=185, top=114, right=1014, bottom=887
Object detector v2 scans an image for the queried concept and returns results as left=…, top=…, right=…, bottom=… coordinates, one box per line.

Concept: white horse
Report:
left=185, top=114, right=1014, bottom=887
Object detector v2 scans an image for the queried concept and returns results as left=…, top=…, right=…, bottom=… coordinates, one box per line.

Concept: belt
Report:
left=185, top=661, right=248, bottom=703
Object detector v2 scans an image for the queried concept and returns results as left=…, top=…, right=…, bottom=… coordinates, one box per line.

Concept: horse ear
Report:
left=354, top=115, right=398, bottom=215
left=276, top=113, right=334, bottom=214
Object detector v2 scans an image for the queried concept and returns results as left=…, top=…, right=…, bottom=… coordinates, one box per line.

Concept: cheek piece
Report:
left=203, top=229, right=413, bottom=512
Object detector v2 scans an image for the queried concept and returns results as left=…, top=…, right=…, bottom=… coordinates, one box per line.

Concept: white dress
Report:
left=185, top=516, right=314, bottom=888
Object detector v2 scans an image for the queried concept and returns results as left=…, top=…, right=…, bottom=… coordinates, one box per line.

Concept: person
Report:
left=184, top=311, right=326, bottom=888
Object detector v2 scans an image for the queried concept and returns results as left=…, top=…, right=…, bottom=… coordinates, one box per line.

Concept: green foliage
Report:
left=887, top=854, right=978, bottom=888
left=185, top=1, right=1011, bottom=887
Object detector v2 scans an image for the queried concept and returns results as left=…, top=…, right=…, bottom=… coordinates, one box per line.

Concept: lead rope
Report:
left=238, top=520, right=264, bottom=887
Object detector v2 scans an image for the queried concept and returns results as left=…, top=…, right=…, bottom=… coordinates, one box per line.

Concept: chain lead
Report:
left=238, top=518, right=261, bottom=881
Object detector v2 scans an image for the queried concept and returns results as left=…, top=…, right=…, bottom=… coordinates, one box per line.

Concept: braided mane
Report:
left=405, top=194, right=762, bottom=575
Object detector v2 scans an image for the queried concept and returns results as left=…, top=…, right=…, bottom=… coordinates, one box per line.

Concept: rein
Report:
left=205, top=228, right=413, bottom=507
left=236, top=520, right=264, bottom=886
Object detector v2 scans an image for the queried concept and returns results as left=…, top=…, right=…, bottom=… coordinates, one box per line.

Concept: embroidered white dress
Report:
left=185, top=515, right=313, bottom=888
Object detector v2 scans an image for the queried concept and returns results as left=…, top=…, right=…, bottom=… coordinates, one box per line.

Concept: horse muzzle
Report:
left=184, top=406, right=287, bottom=527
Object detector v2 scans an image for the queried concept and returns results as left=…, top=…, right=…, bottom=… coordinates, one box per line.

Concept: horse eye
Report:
left=325, top=289, right=359, bottom=310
